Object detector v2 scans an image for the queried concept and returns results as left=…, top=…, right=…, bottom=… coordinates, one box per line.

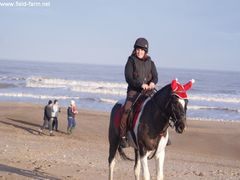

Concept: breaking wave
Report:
left=189, top=95, right=240, bottom=103
left=0, top=92, right=239, bottom=114
left=26, top=76, right=240, bottom=103
left=26, top=76, right=127, bottom=96
left=0, top=92, right=117, bottom=104
left=188, top=105, right=240, bottom=113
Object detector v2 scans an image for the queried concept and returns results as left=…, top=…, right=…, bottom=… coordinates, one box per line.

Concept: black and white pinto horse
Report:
left=108, top=79, right=194, bottom=180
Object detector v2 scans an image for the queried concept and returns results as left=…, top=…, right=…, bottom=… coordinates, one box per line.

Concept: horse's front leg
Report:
left=108, top=137, right=119, bottom=180
left=109, top=158, right=116, bottom=180
left=134, top=149, right=141, bottom=180
left=140, top=151, right=151, bottom=180
left=155, top=131, right=169, bottom=180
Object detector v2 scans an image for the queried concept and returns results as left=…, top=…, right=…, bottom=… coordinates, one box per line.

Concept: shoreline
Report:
left=0, top=102, right=239, bottom=179
left=1, top=101, right=239, bottom=123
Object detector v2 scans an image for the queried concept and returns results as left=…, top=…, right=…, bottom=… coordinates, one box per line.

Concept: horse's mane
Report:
left=155, top=84, right=171, bottom=97
left=152, top=84, right=172, bottom=108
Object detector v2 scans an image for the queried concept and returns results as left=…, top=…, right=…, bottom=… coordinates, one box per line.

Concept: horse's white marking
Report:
left=109, top=158, right=115, bottom=180
left=134, top=155, right=141, bottom=180
left=141, top=151, right=151, bottom=180
left=178, top=98, right=185, bottom=108
left=155, top=130, right=169, bottom=180
left=118, top=97, right=170, bottom=180
left=133, top=97, right=164, bottom=180
left=134, top=98, right=150, bottom=139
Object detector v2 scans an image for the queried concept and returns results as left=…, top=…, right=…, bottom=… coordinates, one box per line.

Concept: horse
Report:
left=108, top=79, right=194, bottom=180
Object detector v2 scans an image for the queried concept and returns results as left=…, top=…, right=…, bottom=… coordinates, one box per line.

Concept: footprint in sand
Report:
left=193, top=171, right=204, bottom=176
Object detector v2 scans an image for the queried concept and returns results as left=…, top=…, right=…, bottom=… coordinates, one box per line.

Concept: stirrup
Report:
left=120, top=136, right=129, bottom=148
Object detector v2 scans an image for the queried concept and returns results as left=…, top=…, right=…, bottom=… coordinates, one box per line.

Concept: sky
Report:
left=0, top=0, right=239, bottom=72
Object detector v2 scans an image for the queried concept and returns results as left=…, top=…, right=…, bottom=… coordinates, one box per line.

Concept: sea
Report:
left=0, top=60, right=239, bottom=122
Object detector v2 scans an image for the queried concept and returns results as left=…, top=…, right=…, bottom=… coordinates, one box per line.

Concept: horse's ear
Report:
left=183, top=79, right=195, bottom=91
left=171, top=79, right=178, bottom=91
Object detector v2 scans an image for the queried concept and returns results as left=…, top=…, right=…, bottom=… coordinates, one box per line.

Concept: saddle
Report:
left=127, top=95, right=147, bottom=130
left=114, top=91, right=154, bottom=131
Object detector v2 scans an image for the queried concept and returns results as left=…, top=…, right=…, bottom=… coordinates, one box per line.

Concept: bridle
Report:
left=169, top=105, right=179, bottom=128
left=151, top=90, right=187, bottom=129
left=138, top=88, right=187, bottom=131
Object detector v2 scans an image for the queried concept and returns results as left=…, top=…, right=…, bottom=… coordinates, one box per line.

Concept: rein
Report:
left=150, top=91, right=178, bottom=131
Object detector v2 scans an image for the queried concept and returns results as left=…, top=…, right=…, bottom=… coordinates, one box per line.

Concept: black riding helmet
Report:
left=134, top=38, right=149, bottom=52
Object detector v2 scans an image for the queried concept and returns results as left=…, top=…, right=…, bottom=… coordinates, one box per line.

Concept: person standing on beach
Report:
left=119, top=37, right=158, bottom=147
left=52, top=99, right=60, bottom=132
left=39, top=100, right=54, bottom=136
left=67, top=100, right=78, bottom=134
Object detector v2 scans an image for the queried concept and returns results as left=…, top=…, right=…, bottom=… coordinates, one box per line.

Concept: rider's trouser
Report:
left=119, top=90, right=139, bottom=138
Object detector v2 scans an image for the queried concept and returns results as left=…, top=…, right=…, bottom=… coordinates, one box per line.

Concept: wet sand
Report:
left=0, top=102, right=239, bottom=179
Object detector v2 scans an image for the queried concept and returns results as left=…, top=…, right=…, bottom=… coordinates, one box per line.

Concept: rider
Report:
left=119, top=37, right=158, bottom=147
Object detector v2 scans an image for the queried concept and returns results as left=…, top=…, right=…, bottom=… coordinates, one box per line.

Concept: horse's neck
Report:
left=147, top=86, right=171, bottom=133
left=145, top=100, right=170, bottom=135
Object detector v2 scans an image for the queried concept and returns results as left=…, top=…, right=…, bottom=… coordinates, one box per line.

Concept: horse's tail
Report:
left=117, top=146, right=134, bottom=161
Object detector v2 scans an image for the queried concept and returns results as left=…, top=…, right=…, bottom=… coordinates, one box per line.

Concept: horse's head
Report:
left=168, top=79, right=194, bottom=133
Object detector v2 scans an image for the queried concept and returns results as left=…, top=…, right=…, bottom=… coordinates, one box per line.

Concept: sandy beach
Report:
left=0, top=102, right=239, bottom=180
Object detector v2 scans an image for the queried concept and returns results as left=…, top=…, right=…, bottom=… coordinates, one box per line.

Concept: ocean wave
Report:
left=0, top=92, right=78, bottom=100
left=99, top=98, right=117, bottom=104
left=0, top=92, right=239, bottom=113
left=26, top=77, right=69, bottom=88
left=23, top=76, right=240, bottom=103
left=0, top=75, right=25, bottom=81
left=189, top=117, right=240, bottom=122
left=189, top=95, right=240, bottom=103
left=26, top=76, right=127, bottom=96
left=0, top=92, right=117, bottom=105
left=188, top=105, right=240, bottom=113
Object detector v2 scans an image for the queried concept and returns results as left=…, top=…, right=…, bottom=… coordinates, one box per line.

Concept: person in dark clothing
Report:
left=119, top=37, right=158, bottom=147
left=39, top=100, right=54, bottom=136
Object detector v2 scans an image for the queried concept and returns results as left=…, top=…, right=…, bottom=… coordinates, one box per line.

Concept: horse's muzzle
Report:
left=175, top=122, right=185, bottom=134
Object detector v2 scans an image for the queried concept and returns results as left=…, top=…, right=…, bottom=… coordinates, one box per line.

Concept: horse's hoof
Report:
left=167, top=139, right=171, bottom=146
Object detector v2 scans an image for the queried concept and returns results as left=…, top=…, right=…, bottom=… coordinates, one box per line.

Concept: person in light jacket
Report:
left=52, top=99, right=60, bottom=132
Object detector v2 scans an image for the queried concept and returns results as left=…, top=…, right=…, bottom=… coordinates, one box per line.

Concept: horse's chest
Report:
left=138, top=119, right=162, bottom=151
left=139, top=129, right=159, bottom=150
left=145, top=137, right=160, bottom=150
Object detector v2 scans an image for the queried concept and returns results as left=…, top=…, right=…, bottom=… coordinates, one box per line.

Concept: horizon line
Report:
left=0, top=58, right=239, bottom=73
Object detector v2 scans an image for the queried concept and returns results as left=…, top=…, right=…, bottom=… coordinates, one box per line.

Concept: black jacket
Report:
left=43, top=104, right=52, bottom=121
left=125, top=55, right=158, bottom=92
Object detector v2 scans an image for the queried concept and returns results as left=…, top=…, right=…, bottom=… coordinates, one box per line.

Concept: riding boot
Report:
left=119, top=91, right=138, bottom=148
left=119, top=110, right=130, bottom=148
